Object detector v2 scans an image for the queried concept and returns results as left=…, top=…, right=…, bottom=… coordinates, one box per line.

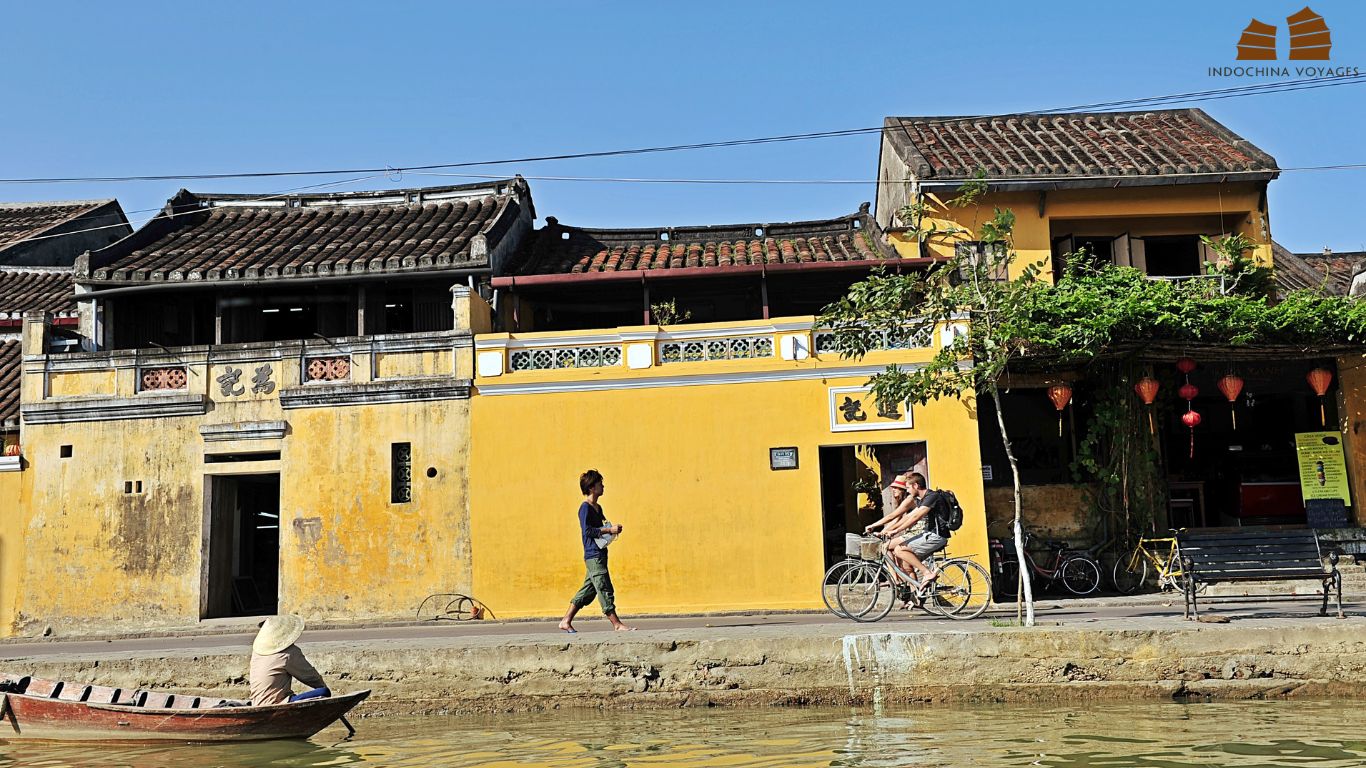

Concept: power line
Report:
left=0, top=75, right=1360, bottom=186
left=405, top=162, right=1366, bottom=186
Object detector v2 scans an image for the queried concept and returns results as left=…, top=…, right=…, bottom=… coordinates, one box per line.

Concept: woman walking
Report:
left=559, top=469, right=634, bottom=633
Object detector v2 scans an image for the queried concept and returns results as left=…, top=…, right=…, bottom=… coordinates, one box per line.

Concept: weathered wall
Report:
left=14, top=312, right=476, bottom=635
left=9, top=620, right=1366, bottom=715
left=469, top=325, right=988, bottom=619
left=984, top=484, right=1093, bottom=540
left=1337, top=354, right=1366, bottom=525
left=280, top=399, right=471, bottom=619
left=0, top=468, right=27, bottom=635
left=16, top=415, right=205, bottom=635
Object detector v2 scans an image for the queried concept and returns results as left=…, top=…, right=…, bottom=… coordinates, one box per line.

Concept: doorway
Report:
left=818, top=443, right=928, bottom=566
left=203, top=474, right=280, bottom=618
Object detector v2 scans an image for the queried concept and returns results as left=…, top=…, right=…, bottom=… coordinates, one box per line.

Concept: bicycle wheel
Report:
left=928, top=560, right=993, bottom=619
left=1111, top=550, right=1149, bottom=594
left=836, top=562, right=896, bottom=623
left=995, top=559, right=1021, bottom=600
left=821, top=559, right=862, bottom=617
left=1060, top=556, right=1101, bottom=595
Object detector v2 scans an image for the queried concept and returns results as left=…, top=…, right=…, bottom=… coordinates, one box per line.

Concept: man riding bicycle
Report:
left=879, top=472, right=950, bottom=584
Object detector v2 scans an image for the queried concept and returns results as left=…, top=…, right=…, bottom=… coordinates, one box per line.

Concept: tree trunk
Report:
left=991, top=385, right=1035, bottom=626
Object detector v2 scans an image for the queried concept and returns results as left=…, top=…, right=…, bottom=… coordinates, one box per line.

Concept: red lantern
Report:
left=1134, top=377, right=1160, bottom=433
left=1178, top=383, right=1199, bottom=401
left=1307, top=367, right=1334, bottom=427
left=1176, top=358, right=1197, bottom=375
left=1048, top=383, right=1073, bottom=437
left=1181, top=409, right=1202, bottom=458
left=1217, top=374, right=1244, bottom=429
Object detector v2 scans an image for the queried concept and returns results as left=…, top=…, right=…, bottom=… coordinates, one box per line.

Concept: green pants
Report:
left=570, top=555, right=616, bottom=614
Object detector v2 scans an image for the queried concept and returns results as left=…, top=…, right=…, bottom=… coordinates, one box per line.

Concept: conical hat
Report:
left=252, top=614, right=305, bottom=655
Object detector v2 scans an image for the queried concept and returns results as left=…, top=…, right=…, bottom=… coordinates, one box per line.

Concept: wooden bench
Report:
left=1178, top=527, right=1342, bottom=620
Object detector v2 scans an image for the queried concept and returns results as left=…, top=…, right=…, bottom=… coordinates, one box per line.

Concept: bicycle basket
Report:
left=859, top=537, right=883, bottom=561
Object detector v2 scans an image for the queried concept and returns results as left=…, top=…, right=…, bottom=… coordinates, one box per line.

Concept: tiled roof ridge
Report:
left=0, top=338, right=20, bottom=430
left=1271, top=241, right=1354, bottom=296
left=0, top=265, right=74, bottom=274
left=186, top=178, right=526, bottom=209
left=885, top=109, right=1278, bottom=184
left=0, top=199, right=125, bottom=255
left=78, top=179, right=532, bottom=283
left=0, top=198, right=116, bottom=210
left=514, top=203, right=906, bottom=277
left=0, top=268, right=77, bottom=317
left=540, top=208, right=874, bottom=244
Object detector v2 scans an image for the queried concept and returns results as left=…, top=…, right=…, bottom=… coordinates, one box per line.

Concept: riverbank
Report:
left=0, top=600, right=1362, bottom=715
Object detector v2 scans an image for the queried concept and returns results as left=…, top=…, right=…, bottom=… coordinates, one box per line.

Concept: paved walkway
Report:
left=0, top=594, right=1357, bottom=660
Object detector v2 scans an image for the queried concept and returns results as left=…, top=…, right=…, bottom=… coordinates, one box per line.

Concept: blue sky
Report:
left=3, top=1, right=1364, bottom=252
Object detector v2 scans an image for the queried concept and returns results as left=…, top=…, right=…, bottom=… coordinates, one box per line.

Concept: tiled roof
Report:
left=510, top=205, right=900, bottom=278
left=0, top=200, right=115, bottom=255
left=885, top=109, right=1278, bottom=186
left=81, top=180, right=533, bottom=284
left=0, top=340, right=19, bottom=430
left=1272, top=242, right=1360, bottom=295
left=0, top=268, right=76, bottom=319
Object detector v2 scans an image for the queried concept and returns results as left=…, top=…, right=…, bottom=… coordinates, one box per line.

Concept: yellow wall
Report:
left=280, top=401, right=471, bottom=618
left=892, top=182, right=1271, bottom=279
left=0, top=468, right=26, bottom=635
left=12, top=317, right=476, bottom=635
left=469, top=324, right=989, bottom=619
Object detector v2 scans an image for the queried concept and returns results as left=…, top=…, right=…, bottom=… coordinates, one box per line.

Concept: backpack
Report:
left=934, top=489, right=965, bottom=535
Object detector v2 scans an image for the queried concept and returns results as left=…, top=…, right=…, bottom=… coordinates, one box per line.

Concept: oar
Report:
left=340, top=715, right=356, bottom=737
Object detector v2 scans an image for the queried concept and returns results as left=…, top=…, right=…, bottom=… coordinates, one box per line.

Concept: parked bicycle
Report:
left=833, top=535, right=992, bottom=622
left=1112, top=533, right=1187, bottom=594
left=991, top=531, right=1101, bottom=598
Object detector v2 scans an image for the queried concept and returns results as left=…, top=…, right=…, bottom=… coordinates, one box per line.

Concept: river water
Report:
left=1, top=700, right=1364, bottom=767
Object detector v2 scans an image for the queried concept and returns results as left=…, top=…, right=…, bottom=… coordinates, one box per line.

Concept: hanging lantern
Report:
left=1048, top=383, right=1073, bottom=437
left=1134, top=377, right=1160, bottom=433
left=1307, top=367, right=1334, bottom=427
left=1181, top=409, right=1202, bottom=459
left=1176, top=357, right=1197, bottom=375
left=1217, top=374, right=1244, bottom=429
left=1178, top=383, right=1199, bottom=401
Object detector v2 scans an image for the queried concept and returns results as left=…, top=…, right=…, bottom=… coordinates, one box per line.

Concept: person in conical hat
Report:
left=249, top=614, right=330, bottom=706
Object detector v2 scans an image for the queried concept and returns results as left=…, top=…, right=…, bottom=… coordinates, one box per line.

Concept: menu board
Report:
left=1295, top=431, right=1352, bottom=505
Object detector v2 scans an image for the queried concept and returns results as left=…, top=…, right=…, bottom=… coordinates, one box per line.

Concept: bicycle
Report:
left=993, top=531, right=1101, bottom=597
left=834, top=537, right=992, bottom=622
left=821, top=557, right=865, bottom=618
left=1112, top=534, right=1188, bottom=594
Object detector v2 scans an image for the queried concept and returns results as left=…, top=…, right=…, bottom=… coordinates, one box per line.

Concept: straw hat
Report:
left=252, top=614, right=305, bottom=655
left=887, top=475, right=908, bottom=492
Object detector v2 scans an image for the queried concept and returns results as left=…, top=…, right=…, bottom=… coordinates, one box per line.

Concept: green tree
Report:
left=819, top=182, right=1045, bottom=624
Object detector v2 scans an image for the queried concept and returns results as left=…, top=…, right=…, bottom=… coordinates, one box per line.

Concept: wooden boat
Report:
left=0, top=673, right=369, bottom=742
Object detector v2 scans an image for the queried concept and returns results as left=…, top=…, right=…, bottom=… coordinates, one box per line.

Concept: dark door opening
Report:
left=204, top=474, right=280, bottom=619
left=1143, top=235, right=1201, bottom=277
left=818, top=443, right=929, bottom=566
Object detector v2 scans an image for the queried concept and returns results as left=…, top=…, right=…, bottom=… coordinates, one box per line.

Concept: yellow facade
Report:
left=7, top=295, right=478, bottom=635
left=469, top=318, right=988, bottom=618
left=895, top=182, right=1272, bottom=279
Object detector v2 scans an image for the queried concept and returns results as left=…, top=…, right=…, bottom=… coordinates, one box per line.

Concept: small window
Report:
left=124, top=481, right=133, bottom=494
left=954, top=241, right=1009, bottom=281
left=391, top=443, right=412, bottom=504
left=1143, top=235, right=1202, bottom=277
left=60, top=445, right=73, bottom=458
left=135, top=481, right=143, bottom=493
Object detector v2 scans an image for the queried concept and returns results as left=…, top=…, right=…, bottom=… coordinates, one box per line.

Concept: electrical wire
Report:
left=0, top=74, right=1360, bottom=186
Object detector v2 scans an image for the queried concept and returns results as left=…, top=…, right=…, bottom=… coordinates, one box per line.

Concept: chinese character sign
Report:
left=828, top=386, right=912, bottom=432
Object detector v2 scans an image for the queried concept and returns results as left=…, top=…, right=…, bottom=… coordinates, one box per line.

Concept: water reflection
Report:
left=0, top=700, right=1362, bottom=767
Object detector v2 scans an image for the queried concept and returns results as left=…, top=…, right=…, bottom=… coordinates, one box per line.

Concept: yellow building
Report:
left=468, top=209, right=989, bottom=618
left=7, top=181, right=532, bottom=634
left=874, top=109, right=1364, bottom=538
left=5, top=109, right=1366, bottom=635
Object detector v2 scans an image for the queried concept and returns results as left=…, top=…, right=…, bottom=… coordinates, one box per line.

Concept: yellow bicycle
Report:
left=1111, top=534, right=1186, bottom=594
